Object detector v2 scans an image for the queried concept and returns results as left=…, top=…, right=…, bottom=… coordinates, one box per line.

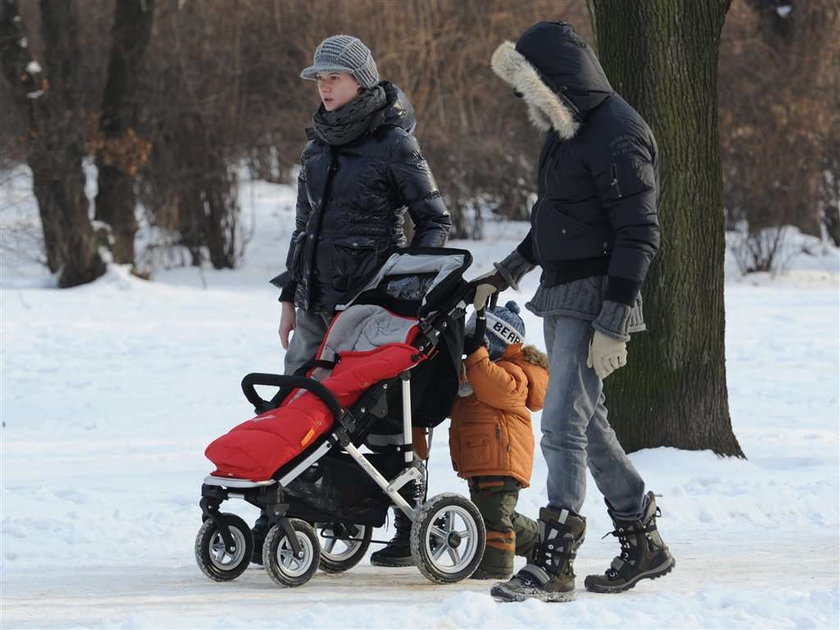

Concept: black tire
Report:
left=263, top=519, right=320, bottom=587
left=410, top=493, right=486, bottom=584
left=317, top=523, right=372, bottom=574
left=195, top=513, right=253, bottom=582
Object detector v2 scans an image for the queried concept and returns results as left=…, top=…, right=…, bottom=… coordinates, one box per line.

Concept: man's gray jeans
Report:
left=283, top=308, right=332, bottom=375
left=541, top=314, right=646, bottom=521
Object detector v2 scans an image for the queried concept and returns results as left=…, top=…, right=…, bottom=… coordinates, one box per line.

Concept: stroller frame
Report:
left=196, top=251, right=486, bottom=587
left=200, top=371, right=420, bottom=533
left=198, top=371, right=423, bottom=586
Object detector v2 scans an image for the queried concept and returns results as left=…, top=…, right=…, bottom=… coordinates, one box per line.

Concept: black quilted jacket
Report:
left=272, top=82, right=451, bottom=311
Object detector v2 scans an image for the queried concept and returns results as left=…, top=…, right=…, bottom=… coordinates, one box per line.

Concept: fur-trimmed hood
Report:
left=491, top=22, right=613, bottom=139
left=521, top=344, right=548, bottom=369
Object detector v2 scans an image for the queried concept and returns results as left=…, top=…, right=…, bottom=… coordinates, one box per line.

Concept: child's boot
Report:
left=490, top=507, right=586, bottom=602
left=471, top=530, right=515, bottom=579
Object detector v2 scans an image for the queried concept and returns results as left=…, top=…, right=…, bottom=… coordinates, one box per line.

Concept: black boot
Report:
left=490, top=507, right=586, bottom=603
left=369, top=507, right=414, bottom=567
left=584, top=491, right=675, bottom=593
left=370, top=466, right=426, bottom=567
left=250, top=512, right=271, bottom=565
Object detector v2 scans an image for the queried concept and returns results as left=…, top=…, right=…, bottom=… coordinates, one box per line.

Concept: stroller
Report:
left=195, top=249, right=487, bottom=588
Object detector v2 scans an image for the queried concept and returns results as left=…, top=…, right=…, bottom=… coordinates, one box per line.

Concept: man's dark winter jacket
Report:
left=492, top=22, right=660, bottom=306
left=273, top=82, right=451, bottom=311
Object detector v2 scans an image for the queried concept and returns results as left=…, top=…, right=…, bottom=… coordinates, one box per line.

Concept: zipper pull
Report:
left=610, top=163, right=621, bottom=197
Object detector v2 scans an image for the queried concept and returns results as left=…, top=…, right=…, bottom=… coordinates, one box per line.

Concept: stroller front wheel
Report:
left=410, top=493, right=486, bottom=584
left=195, top=512, right=253, bottom=582
left=263, top=519, right=320, bottom=587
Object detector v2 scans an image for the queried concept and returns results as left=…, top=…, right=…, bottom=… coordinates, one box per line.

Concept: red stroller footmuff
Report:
left=205, top=289, right=434, bottom=481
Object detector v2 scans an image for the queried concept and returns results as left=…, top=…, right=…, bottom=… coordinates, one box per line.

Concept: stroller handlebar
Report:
left=241, top=373, right=344, bottom=419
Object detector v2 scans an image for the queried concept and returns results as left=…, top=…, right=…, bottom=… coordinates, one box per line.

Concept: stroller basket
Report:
left=285, top=451, right=404, bottom=527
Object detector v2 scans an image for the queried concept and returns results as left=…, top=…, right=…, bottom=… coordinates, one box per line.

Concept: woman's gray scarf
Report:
left=312, top=85, right=388, bottom=146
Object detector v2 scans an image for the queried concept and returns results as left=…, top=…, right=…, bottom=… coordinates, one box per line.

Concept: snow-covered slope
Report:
left=2, top=174, right=838, bottom=629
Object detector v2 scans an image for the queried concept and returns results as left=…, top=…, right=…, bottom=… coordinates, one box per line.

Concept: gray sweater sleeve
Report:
left=494, top=250, right=536, bottom=290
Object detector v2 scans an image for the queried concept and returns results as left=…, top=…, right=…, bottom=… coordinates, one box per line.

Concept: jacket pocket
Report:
left=332, top=239, right=381, bottom=294
left=535, top=203, right=591, bottom=256
left=606, top=158, right=655, bottom=201
left=285, top=232, right=307, bottom=276
left=454, top=423, right=504, bottom=475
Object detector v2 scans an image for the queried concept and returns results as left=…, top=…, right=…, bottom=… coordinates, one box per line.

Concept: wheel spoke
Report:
left=447, top=547, right=461, bottom=566
left=444, top=510, right=453, bottom=533
left=323, top=536, right=337, bottom=553
left=430, top=526, right=448, bottom=540
left=432, top=540, right=448, bottom=560
left=455, top=530, right=471, bottom=541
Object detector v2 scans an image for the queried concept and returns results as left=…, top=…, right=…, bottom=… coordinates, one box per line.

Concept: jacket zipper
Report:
left=532, top=137, right=554, bottom=264
left=610, top=162, right=622, bottom=198
left=304, top=147, right=337, bottom=309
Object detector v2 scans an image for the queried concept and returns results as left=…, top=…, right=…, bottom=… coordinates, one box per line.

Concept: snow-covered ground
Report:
left=2, top=171, right=839, bottom=629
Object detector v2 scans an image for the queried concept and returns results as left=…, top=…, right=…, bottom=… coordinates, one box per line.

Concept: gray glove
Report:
left=470, top=270, right=508, bottom=310
left=470, top=250, right=536, bottom=310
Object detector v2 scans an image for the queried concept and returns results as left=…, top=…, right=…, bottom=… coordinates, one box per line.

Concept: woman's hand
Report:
left=278, top=302, right=296, bottom=350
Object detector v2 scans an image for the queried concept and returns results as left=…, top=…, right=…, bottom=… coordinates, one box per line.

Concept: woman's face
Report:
left=317, top=72, right=360, bottom=111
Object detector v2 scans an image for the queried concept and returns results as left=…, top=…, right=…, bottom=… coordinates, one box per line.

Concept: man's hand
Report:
left=470, top=270, right=509, bottom=310
left=278, top=302, right=296, bottom=350
left=586, top=330, right=628, bottom=380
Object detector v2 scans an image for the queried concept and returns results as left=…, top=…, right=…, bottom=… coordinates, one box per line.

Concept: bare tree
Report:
left=91, top=0, right=155, bottom=265
left=720, top=0, right=840, bottom=265
left=0, top=0, right=105, bottom=287
left=588, top=0, right=744, bottom=457
left=139, top=1, right=242, bottom=270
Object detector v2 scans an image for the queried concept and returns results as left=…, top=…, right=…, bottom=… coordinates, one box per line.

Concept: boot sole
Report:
left=490, top=583, right=576, bottom=603
left=470, top=573, right=513, bottom=581
left=585, top=556, right=675, bottom=594
left=369, top=557, right=416, bottom=567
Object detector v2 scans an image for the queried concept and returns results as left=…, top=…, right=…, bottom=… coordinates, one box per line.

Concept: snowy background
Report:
left=2, top=169, right=839, bottom=629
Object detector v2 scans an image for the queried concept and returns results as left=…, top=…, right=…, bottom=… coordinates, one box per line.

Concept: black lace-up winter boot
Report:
left=369, top=506, right=414, bottom=566
left=490, top=507, right=586, bottom=603
left=584, top=491, right=675, bottom=593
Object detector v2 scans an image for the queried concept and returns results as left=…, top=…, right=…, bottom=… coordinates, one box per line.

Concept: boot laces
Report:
left=598, top=528, right=633, bottom=580
left=602, top=506, right=663, bottom=579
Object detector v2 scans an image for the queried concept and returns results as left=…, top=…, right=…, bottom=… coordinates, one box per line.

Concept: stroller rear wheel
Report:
left=195, top=513, right=253, bottom=582
left=263, top=519, right=320, bottom=587
left=317, top=523, right=372, bottom=574
left=410, top=493, right=486, bottom=584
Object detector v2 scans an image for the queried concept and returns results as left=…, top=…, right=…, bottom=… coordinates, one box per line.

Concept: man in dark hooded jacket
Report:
left=473, top=22, right=675, bottom=603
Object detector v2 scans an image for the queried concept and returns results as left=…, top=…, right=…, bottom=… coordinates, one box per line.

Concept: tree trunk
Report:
left=588, top=0, right=744, bottom=457
left=94, top=0, right=155, bottom=264
left=0, top=0, right=105, bottom=287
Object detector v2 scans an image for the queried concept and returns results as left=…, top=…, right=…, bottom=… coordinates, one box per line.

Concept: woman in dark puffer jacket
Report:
left=271, top=34, right=451, bottom=376
left=260, top=34, right=451, bottom=567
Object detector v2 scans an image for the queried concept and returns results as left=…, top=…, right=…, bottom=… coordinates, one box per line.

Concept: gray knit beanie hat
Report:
left=300, top=35, right=380, bottom=88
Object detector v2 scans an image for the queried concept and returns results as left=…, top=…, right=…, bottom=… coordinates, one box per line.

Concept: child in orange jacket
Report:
left=450, top=300, right=549, bottom=579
